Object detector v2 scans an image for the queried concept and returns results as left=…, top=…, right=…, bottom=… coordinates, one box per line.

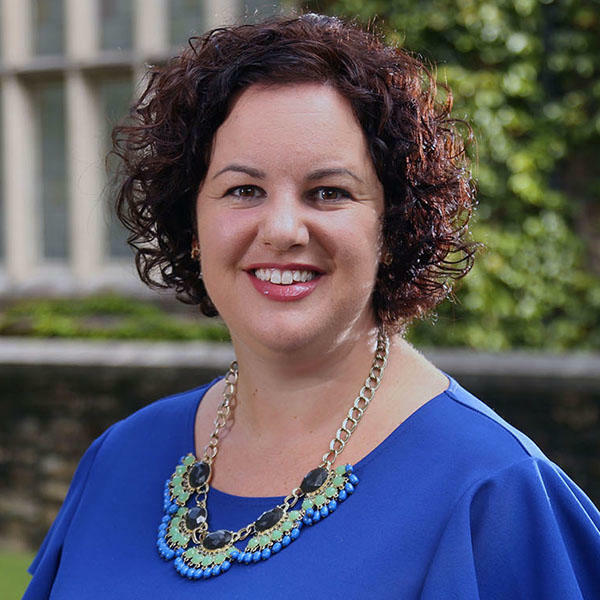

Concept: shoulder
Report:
left=429, top=376, right=549, bottom=474
left=444, top=377, right=545, bottom=455
left=71, top=378, right=220, bottom=490
left=380, top=374, right=576, bottom=511
left=386, top=342, right=544, bottom=477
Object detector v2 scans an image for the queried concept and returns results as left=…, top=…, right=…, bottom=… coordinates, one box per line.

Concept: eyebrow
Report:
left=212, top=164, right=266, bottom=180
left=211, top=164, right=364, bottom=184
left=306, top=168, right=364, bottom=184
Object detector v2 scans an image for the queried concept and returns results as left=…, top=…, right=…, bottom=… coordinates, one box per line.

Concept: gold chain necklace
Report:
left=157, top=330, right=390, bottom=580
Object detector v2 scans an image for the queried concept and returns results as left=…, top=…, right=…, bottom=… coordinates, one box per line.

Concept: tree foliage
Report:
left=306, top=0, right=600, bottom=350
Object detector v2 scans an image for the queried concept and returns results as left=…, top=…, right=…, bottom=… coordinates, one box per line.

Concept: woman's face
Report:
left=195, top=82, right=384, bottom=354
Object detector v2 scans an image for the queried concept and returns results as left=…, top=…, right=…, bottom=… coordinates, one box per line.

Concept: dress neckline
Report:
left=189, top=374, right=456, bottom=502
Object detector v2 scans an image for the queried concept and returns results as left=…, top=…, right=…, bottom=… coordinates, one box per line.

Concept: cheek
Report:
left=196, top=209, right=253, bottom=266
left=334, top=216, right=382, bottom=269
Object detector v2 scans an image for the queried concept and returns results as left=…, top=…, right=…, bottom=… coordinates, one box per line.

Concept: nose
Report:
left=259, top=195, right=309, bottom=251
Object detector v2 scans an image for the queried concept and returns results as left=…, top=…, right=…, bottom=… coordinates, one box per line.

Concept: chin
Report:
left=230, top=310, right=375, bottom=359
left=243, top=324, right=328, bottom=355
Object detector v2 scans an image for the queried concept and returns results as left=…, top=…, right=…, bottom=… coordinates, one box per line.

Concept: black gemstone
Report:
left=185, top=506, right=207, bottom=531
left=203, top=529, right=232, bottom=550
left=188, top=462, right=210, bottom=488
left=255, top=507, right=283, bottom=532
left=300, top=467, right=328, bottom=494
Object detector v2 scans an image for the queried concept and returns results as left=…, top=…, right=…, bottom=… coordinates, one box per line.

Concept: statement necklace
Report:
left=157, top=331, right=390, bottom=580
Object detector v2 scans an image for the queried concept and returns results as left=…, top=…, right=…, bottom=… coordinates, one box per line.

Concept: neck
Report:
left=229, top=325, right=382, bottom=445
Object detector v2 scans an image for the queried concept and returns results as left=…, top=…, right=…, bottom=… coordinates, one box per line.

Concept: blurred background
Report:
left=0, top=0, right=598, bottom=596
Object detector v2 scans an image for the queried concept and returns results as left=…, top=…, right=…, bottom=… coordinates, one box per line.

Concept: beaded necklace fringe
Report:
left=157, top=331, right=389, bottom=580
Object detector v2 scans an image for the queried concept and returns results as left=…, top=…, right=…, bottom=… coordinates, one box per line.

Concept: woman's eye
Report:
left=313, top=187, right=351, bottom=202
left=228, top=185, right=262, bottom=199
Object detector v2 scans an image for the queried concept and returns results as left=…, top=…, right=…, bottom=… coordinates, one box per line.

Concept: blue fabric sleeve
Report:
left=421, top=458, right=600, bottom=599
left=24, top=427, right=113, bottom=599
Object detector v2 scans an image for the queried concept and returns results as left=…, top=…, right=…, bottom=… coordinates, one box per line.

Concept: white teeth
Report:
left=254, top=268, right=318, bottom=285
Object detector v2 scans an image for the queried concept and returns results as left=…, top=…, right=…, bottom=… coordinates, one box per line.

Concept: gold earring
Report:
left=381, top=250, right=393, bottom=266
left=191, top=240, right=201, bottom=261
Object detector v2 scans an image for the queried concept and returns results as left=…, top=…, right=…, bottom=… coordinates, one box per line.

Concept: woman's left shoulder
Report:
left=418, top=379, right=600, bottom=599
left=441, top=376, right=547, bottom=459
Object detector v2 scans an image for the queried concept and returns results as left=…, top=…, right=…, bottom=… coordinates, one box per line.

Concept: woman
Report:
left=25, top=14, right=600, bottom=599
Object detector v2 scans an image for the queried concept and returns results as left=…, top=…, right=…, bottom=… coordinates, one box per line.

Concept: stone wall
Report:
left=1, top=338, right=599, bottom=552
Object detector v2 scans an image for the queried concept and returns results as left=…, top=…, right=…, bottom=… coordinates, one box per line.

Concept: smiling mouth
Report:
left=253, top=268, right=320, bottom=285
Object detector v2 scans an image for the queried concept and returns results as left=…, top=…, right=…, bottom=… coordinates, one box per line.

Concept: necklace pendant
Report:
left=237, top=508, right=303, bottom=564
left=168, top=454, right=210, bottom=506
left=176, top=530, right=237, bottom=579
left=300, top=464, right=359, bottom=525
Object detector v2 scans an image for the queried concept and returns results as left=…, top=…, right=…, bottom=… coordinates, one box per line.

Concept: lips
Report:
left=246, top=264, right=323, bottom=302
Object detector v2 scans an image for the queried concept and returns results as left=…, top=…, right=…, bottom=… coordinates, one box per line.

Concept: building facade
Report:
left=0, top=0, right=281, bottom=298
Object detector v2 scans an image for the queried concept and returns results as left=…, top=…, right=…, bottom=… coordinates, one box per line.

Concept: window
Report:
left=33, top=0, right=64, bottom=56
left=36, top=79, right=68, bottom=260
left=100, top=0, right=133, bottom=51
left=0, top=0, right=243, bottom=294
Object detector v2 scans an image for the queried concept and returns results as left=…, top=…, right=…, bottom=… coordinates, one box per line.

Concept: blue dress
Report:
left=25, top=377, right=600, bottom=599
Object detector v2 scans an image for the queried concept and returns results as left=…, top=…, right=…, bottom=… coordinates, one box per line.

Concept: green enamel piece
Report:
left=259, top=535, right=270, bottom=547
left=185, top=550, right=202, bottom=566
left=172, top=484, right=184, bottom=496
left=333, top=476, right=345, bottom=487
left=335, top=465, right=346, bottom=475
left=201, top=555, right=213, bottom=567
left=288, top=510, right=301, bottom=521
left=314, top=494, right=327, bottom=507
left=179, top=491, right=191, bottom=502
left=325, top=486, right=337, bottom=498
left=175, top=465, right=186, bottom=475
left=172, top=475, right=183, bottom=486
left=281, top=520, right=293, bottom=532
left=247, top=538, right=259, bottom=550
left=270, top=529, right=283, bottom=541
left=183, top=455, right=195, bottom=466
left=177, top=507, right=186, bottom=517
left=302, top=498, right=313, bottom=511
left=214, top=553, right=226, bottom=564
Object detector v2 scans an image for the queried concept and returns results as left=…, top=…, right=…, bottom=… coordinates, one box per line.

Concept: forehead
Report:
left=208, top=83, right=371, bottom=170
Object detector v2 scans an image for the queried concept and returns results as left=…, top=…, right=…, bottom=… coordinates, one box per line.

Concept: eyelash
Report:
left=227, top=185, right=263, bottom=199
left=310, top=187, right=352, bottom=202
left=225, top=185, right=352, bottom=202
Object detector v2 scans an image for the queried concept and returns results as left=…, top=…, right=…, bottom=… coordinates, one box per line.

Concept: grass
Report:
left=0, top=552, right=33, bottom=599
left=0, top=293, right=230, bottom=342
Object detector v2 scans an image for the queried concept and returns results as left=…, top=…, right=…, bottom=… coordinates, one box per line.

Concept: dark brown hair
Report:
left=112, top=13, right=477, bottom=328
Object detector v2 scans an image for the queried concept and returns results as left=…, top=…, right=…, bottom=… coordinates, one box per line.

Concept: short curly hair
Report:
left=112, top=13, right=477, bottom=329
